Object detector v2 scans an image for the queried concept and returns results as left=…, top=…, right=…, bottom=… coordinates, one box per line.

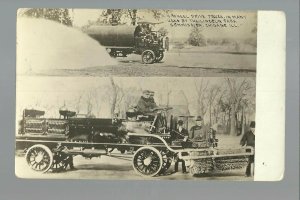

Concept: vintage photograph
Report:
left=16, top=77, right=256, bottom=180
left=17, top=9, right=257, bottom=77
left=16, top=8, right=257, bottom=180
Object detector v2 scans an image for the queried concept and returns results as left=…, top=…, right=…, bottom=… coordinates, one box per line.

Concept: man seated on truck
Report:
left=136, top=90, right=158, bottom=115
left=190, top=116, right=208, bottom=140
left=148, top=91, right=157, bottom=108
left=173, top=120, right=189, bottom=140
left=134, top=24, right=146, bottom=47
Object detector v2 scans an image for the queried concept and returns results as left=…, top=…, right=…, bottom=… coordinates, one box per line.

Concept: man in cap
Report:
left=240, top=121, right=255, bottom=177
left=190, top=116, right=207, bottom=140
left=136, top=90, right=157, bottom=114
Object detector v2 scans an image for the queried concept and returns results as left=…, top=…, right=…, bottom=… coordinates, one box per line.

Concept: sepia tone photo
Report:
left=17, top=9, right=256, bottom=77
left=16, top=8, right=257, bottom=180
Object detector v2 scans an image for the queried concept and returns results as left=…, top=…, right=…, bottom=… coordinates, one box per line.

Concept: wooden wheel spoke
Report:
left=132, top=147, right=163, bottom=177
left=25, top=145, right=53, bottom=173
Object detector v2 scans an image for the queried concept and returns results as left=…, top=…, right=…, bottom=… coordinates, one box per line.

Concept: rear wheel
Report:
left=141, top=50, right=156, bottom=64
left=25, top=144, right=53, bottom=173
left=159, top=150, right=173, bottom=174
left=155, top=51, right=164, bottom=62
left=51, top=151, right=70, bottom=172
left=132, top=147, right=163, bottom=177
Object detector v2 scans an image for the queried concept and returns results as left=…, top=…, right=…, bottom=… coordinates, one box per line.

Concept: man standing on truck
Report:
left=240, top=121, right=255, bottom=177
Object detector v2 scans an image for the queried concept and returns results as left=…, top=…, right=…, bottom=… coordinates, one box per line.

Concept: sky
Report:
left=72, top=9, right=257, bottom=40
left=16, top=76, right=256, bottom=120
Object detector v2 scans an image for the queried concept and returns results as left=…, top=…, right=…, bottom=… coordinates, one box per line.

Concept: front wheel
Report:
left=141, top=50, right=156, bottom=64
left=25, top=144, right=53, bottom=173
left=132, top=147, right=163, bottom=177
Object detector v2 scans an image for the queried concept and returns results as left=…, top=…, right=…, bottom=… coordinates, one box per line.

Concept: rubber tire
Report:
left=132, top=146, right=163, bottom=177
left=141, top=50, right=156, bottom=64
left=25, top=144, right=53, bottom=173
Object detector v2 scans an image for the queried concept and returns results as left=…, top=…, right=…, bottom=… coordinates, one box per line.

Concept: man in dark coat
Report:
left=134, top=24, right=145, bottom=47
left=174, top=120, right=189, bottom=173
left=136, top=90, right=152, bottom=113
left=240, top=121, right=255, bottom=177
left=136, top=90, right=157, bottom=114
left=148, top=91, right=157, bottom=108
left=190, top=116, right=207, bottom=140
left=174, top=120, right=189, bottom=140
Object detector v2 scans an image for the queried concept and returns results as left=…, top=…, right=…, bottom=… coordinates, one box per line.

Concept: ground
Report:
left=34, top=51, right=256, bottom=77
left=15, top=135, right=254, bottom=180
left=15, top=155, right=253, bottom=181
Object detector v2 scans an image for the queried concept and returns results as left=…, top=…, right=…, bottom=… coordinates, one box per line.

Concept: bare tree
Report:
left=212, top=88, right=226, bottom=125
left=90, top=90, right=101, bottom=117
left=86, top=91, right=93, bottom=117
left=166, top=90, right=172, bottom=107
left=109, top=77, right=117, bottom=117
left=179, top=90, right=191, bottom=116
left=226, top=78, right=252, bottom=135
left=207, top=85, right=221, bottom=126
left=74, top=94, right=83, bottom=114
left=107, top=77, right=126, bottom=117
left=194, top=78, right=209, bottom=121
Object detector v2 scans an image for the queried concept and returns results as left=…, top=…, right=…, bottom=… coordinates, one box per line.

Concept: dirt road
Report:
left=35, top=52, right=256, bottom=77
left=15, top=155, right=253, bottom=180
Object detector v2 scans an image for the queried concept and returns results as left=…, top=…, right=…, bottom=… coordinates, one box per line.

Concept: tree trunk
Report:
left=235, top=112, right=239, bottom=135
left=209, top=105, right=212, bottom=126
left=229, top=106, right=236, bottom=135
left=110, top=77, right=117, bottom=117
left=241, top=107, right=245, bottom=136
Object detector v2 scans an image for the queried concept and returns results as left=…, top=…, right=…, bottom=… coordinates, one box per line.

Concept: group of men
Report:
left=173, top=116, right=210, bottom=173
left=174, top=118, right=255, bottom=177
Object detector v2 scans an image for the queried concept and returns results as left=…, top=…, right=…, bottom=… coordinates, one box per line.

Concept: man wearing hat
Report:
left=240, top=121, right=255, bottom=177
left=136, top=90, right=157, bottom=114
left=174, top=120, right=189, bottom=140
left=173, top=119, right=188, bottom=173
left=190, top=116, right=207, bottom=140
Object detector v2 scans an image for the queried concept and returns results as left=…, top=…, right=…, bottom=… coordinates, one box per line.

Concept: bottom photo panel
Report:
left=16, top=76, right=256, bottom=180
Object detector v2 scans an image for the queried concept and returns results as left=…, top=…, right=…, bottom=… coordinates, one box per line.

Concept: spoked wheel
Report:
left=141, top=50, right=156, bottom=64
left=25, top=144, right=53, bottom=173
left=51, top=151, right=70, bottom=172
left=159, top=150, right=173, bottom=174
left=132, top=147, right=163, bottom=177
left=155, top=51, right=164, bottom=62
left=109, top=50, right=117, bottom=57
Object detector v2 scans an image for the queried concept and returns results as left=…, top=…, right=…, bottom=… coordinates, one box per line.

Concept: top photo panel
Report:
left=17, top=9, right=257, bottom=77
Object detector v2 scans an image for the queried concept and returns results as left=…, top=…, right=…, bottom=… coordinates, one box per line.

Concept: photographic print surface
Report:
left=16, top=8, right=257, bottom=180
left=17, top=9, right=257, bottom=77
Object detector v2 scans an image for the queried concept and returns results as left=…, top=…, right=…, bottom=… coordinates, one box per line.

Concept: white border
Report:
left=255, top=11, right=286, bottom=181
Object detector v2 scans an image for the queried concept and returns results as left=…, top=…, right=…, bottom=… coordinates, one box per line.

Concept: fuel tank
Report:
left=84, top=25, right=136, bottom=47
